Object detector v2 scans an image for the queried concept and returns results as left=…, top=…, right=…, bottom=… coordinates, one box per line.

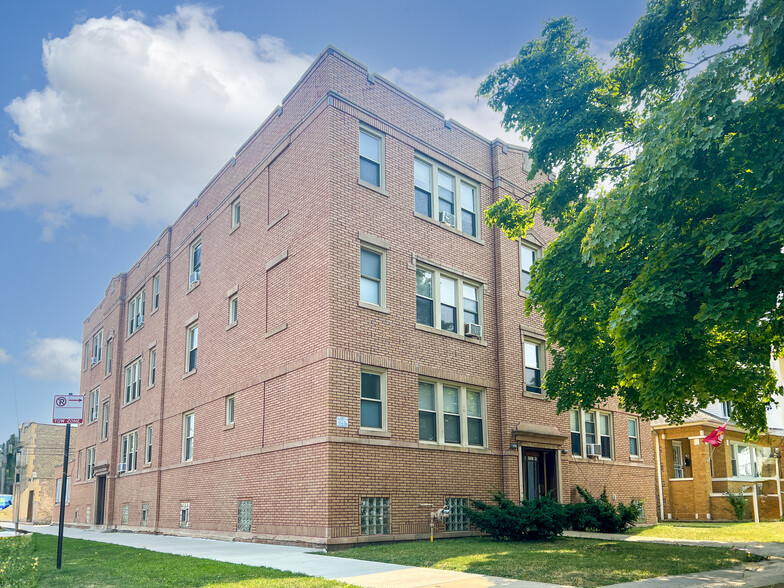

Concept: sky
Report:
left=0, top=0, right=648, bottom=442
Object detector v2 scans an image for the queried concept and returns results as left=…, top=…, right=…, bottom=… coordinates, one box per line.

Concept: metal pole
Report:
left=56, top=424, right=70, bottom=570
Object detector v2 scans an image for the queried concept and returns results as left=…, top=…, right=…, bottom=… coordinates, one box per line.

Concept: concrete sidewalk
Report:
left=3, top=523, right=560, bottom=588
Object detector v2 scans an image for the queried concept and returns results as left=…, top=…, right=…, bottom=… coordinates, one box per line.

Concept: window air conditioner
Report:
left=464, top=323, right=482, bottom=338
left=585, top=444, right=602, bottom=457
left=117, top=463, right=127, bottom=474
left=90, top=357, right=98, bottom=365
left=189, top=271, right=200, bottom=285
left=438, top=211, right=456, bottom=226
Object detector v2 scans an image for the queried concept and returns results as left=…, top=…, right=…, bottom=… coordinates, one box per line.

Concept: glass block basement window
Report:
left=360, top=496, right=390, bottom=535
left=445, top=497, right=468, bottom=531
left=237, top=500, right=252, bottom=533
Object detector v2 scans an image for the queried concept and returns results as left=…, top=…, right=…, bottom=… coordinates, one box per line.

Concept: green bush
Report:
left=725, top=489, right=748, bottom=520
left=465, top=490, right=567, bottom=541
left=565, top=486, right=642, bottom=533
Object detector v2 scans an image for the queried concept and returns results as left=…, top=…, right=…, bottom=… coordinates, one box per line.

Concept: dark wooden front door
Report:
left=94, top=475, right=106, bottom=525
left=521, top=448, right=558, bottom=501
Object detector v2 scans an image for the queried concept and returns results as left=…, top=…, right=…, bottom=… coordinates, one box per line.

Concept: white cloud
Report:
left=0, top=348, right=11, bottom=364
left=382, top=67, right=525, bottom=147
left=22, top=337, right=82, bottom=383
left=1, top=6, right=312, bottom=238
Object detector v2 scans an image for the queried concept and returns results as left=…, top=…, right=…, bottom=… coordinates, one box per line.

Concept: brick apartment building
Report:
left=53, top=46, right=657, bottom=546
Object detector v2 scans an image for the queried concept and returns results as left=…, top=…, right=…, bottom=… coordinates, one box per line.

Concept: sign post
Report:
left=53, top=394, right=83, bottom=570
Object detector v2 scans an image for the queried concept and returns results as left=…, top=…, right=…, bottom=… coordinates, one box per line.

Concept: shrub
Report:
left=465, top=490, right=566, bottom=541
left=725, top=489, right=748, bottom=520
left=565, top=486, right=642, bottom=533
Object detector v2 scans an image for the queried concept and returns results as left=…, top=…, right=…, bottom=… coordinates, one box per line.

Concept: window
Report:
left=359, top=128, right=383, bottom=188
left=124, top=358, right=142, bottom=404
left=152, top=274, right=160, bottom=311
left=84, top=342, right=89, bottom=371
left=360, top=246, right=385, bottom=307
left=180, top=502, right=190, bottom=528
left=76, top=450, right=82, bottom=479
left=86, top=447, right=96, bottom=480
left=520, top=242, right=539, bottom=294
left=360, top=496, right=389, bottom=535
left=231, top=199, right=241, bottom=228
left=145, top=425, right=153, bottom=464
left=229, top=295, right=238, bottom=326
left=445, top=497, right=468, bottom=532
left=186, top=324, right=198, bottom=372
left=416, top=266, right=483, bottom=338
left=628, top=418, right=640, bottom=457
left=74, top=508, right=79, bottom=523
left=85, top=506, right=90, bottom=524
left=584, top=411, right=596, bottom=447
left=122, top=504, right=129, bottom=525
left=225, top=395, right=235, bottom=427
left=141, top=504, right=149, bottom=527
left=721, top=401, right=733, bottom=418
left=237, top=500, right=252, bottom=532
left=570, top=410, right=582, bottom=456
left=418, top=380, right=485, bottom=447
left=599, top=412, right=613, bottom=459
left=128, top=289, right=145, bottom=336
left=189, top=238, right=202, bottom=286
left=523, top=340, right=543, bottom=395
left=121, top=431, right=138, bottom=472
left=105, top=340, right=113, bottom=377
left=55, top=477, right=70, bottom=504
left=182, top=412, right=194, bottom=462
left=149, top=347, right=157, bottom=386
left=731, top=443, right=761, bottom=478
left=672, top=440, right=684, bottom=478
left=88, top=388, right=100, bottom=423
left=414, top=156, right=480, bottom=237
left=92, top=330, right=103, bottom=364
left=101, top=401, right=109, bottom=440
left=360, top=369, right=385, bottom=430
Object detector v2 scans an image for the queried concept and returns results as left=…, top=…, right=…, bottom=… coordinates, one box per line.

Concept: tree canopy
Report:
left=479, top=0, right=784, bottom=434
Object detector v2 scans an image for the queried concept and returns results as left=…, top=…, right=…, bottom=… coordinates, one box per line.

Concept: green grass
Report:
left=328, top=536, right=755, bottom=587
left=1, top=534, right=356, bottom=588
left=627, top=521, right=784, bottom=543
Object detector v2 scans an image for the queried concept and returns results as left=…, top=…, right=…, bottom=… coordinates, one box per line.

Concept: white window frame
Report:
left=730, top=442, right=761, bottom=479
left=148, top=347, right=157, bottom=387
left=414, top=154, right=481, bottom=238
left=628, top=417, right=641, bottom=457
left=359, top=368, right=387, bottom=432
left=55, top=477, right=71, bottom=505
left=597, top=411, right=614, bottom=460
left=225, top=395, right=235, bottom=427
left=152, top=274, right=160, bottom=311
left=417, top=379, right=486, bottom=448
left=145, top=425, right=153, bottom=464
left=124, top=357, right=142, bottom=404
left=105, top=340, right=113, bottom=377
left=84, top=342, right=89, bottom=371
left=180, top=502, right=190, bottom=528
left=88, top=387, right=100, bottom=423
left=229, top=295, right=238, bottom=326
left=182, top=412, right=194, bottom=462
left=189, top=237, right=202, bottom=286
left=100, top=400, right=109, bottom=440
left=128, top=289, right=145, bottom=336
left=231, top=199, right=241, bottom=228
left=86, top=446, right=96, bottom=480
left=186, top=323, right=198, bottom=373
left=522, top=336, right=545, bottom=396
left=520, top=241, right=540, bottom=295
left=359, top=126, right=385, bottom=190
left=415, top=264, right=484, bottom=339
left=570, top=410, right=582, bottom=456
left=721, top=401, right=733, bottom=418
left=121, top=431, right=138, bottom=472
left=76, top=450, right=82, bottom=480
left=672, top=440, right=685, bottom=478
left=359, top=243, right=386, bottom=310
left=91, top=330, right=103, bottom=364
left=575, top=409, right=614, bottom=460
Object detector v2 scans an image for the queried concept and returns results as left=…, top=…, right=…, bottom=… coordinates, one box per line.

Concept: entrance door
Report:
left=672, top=441, right=684, bottom=479
left=521, top=448, right=558, bottom=501
left=94, top=475, right=106, bottom=525
left=26, top=490, right=34, bottom=521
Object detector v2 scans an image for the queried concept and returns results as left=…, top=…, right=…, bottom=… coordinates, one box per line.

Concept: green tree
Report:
left=479, top=0, right=784, bottom=434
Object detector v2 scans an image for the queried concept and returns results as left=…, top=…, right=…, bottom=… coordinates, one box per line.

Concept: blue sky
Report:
left=0, top=0, right=647, bottom=441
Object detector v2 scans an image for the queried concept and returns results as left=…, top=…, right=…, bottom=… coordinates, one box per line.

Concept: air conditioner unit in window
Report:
left=585, top=444, right=603, bottom=457
left=117, top=463, right=127, bottom=474
left=438, top=211, right=456, bottom=226
left=90, top=357, right=98, bottom=365
left=464, top=323, right=482, bottom=339
left=189, top=271, right=200, bottom=285
left=135, top=316, right=144, bottom=328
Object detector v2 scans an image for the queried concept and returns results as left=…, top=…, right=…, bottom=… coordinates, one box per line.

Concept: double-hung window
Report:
left=628, top=418, right=640, bottom=457
left=186, top=323, right=198, bottom=372
left=416, top=265, right=483, bottom=339
left=149, top=347, right=157, bottom=386
left=360, top=246, right=385, bottom=308
left=570, top=410, right=582, bottom=456
left=88, top=388, right=99, bottom=423
left=225, top=395, right=235, bottom=427
left=418, top=380, right=485, bottom=447
left=152, top=274, right=160, bottom=311
left=120, top=431, right=137, bottom=472
left=584, top=411, right=597, bottom=448
left=182, top=412, right=194, bottom=462
left=598, top=413, right=613, bottom=459
left=520, top=242, right=539, bottom=294
left=231, top=199, right=241, bottom=228
left=105, top=340, right=113, bottom=376
left=360, top=369, right=386, bottom=431
left=731, top=443, right=760, bottom=478
left=128, top=289, right=145, bottom=336
left=229, top=295, right=238, bottom=326
left=145, top=425, right=153, bottom=464
left=414, top=156, right=480, bottom=238
left=86, top=447, right=96, bottom=480
left=359, top=128, right=384, bottom=188
left=91, top=330, right=103, bottom=364
left=189, top=238, right=202, bottom=286
left=124, top=358, right=142, bottom=404
left=101, top=401, right=109, bottom=440
left=523, top=340, right=543, bottom=395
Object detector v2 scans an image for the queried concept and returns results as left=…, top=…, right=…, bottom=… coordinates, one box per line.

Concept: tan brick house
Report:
left=53, top=46, right=657, bottom=546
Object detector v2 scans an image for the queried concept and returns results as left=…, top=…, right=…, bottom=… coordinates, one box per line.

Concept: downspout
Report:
left=655, top=431, right=665, bottom=520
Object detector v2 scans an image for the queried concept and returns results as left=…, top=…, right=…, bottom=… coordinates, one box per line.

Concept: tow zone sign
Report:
left=53, top=395, right=84, bottom=424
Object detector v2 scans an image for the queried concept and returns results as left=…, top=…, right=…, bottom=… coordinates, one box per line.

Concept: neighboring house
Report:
left=53, top=46, right=657, bottom=547
left=14, top=422, right=72, bottom=524
left=652, top=401, right=784, bottom=522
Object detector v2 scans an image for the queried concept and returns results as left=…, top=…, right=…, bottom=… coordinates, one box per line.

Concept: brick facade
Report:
left=53, top=46, right=657, bottom=546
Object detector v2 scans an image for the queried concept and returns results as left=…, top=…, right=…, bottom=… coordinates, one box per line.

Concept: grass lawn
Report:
left=627, top=521, right=784, bottom=543
left=328, top=536, right=756, bottom=587
left=0, top=534, right=357, bottom=588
